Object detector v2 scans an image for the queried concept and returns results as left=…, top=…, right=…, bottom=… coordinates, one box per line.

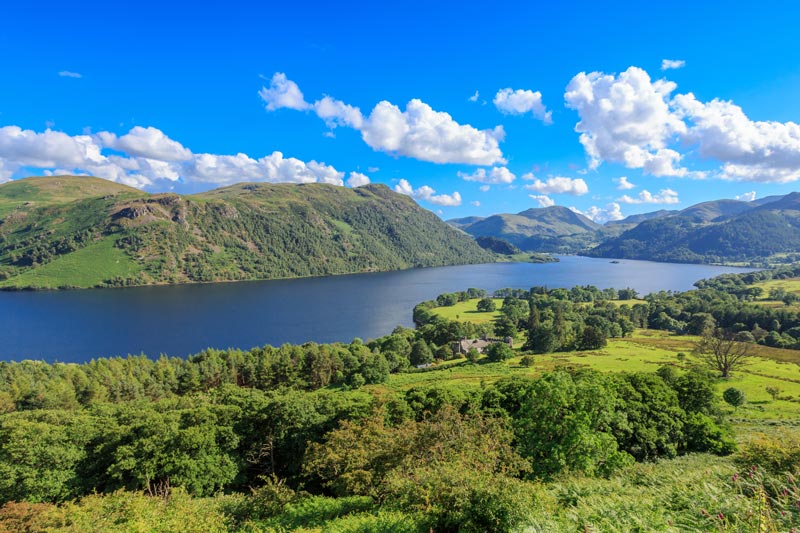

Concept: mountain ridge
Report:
left=451, top=193, right=800, bottom=264
left=0, top=176, right=494, bottom=289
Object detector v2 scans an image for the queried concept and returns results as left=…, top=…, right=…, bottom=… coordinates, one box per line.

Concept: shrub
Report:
left=736, top=431, right=800, bottom=476
left=723, top=388, right=746, bottom=410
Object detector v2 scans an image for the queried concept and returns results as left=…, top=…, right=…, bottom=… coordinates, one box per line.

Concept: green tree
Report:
left=493, top=316, right=517, bottom=338
left=723, top=387, right=746, bottom=410
left=466, top=347, right=481, bottom=363
left=476, top=298, right=496, bottom=312
left=524, top=326, right=559, bottom=354
left=687, top=313, right=716, bottom=336
left=514, top=371, right=632, bottom=478
left=409, top=340, right=434, bottom=366
left=485, top=342, right=514, bottom=362
left=580, top=326, right=607, bottom=350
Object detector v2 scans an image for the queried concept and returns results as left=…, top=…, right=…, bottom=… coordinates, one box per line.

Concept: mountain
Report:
left=447, top=216, right=485, bottom=229
left=0, top=176, right=494, bottom=289
left=587, top=193, right=800, bottom=263
left=454, top=206, right=603, bottom=253
left=675, top=199, right=754, bottom=222
left=607, top=209, right=677, bottom=226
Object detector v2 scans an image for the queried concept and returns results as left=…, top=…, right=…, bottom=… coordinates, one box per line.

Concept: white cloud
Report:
left=529, top=194, right=555, bottom=207
left=571, top=203, right=624, bottom=223
left=181, top=152, right=344, bottom=186
left=673, top=93, right=800, bottom=183
left=469, top=91, right=480, bottom=102
left=0, top=125, right=351, bottom=189
left=616, top=188, right=680, bottom=204
left=661, top=59, right=686, bottom=71
left=346, top=171, right=371, bottom=187
left=735, top=191, right=757, bottom=202
left=313, top=96, right=364, bottom=129
left=367, top=166, right=379, bottom=173
left=564, top=66, right=688, bottom=177
left=259, top=74, right=506, bottom=165
left=470, top=200, right=480, bottom=207
left=457, top=166, right=515, bottom=184
left=523, top=176, right=588, bottom=195
left=360, top=99, right=505, bottom=165
left=566, top=65, right=800, bottom=183
left=493, top=88, right=552, bottom=124
left=258, top=72, right=310, bottom=111
left=479, top=185, right=490, bottom=192
left=393, top=178, right=461, bottom=206
left=58, top=71, right=82, bottom=78
left=100, top=126, right=192, bottom=161
left=614, top=176, right=636, bottom=190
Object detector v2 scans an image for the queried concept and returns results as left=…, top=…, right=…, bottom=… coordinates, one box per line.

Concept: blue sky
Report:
left=2, top=0, right=800, bottom=221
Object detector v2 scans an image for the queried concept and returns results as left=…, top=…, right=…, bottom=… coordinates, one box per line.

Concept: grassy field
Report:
left=752, top=276, right=800, bottom=310
left=429, top=298, right=504, bottom=325
left=370, top=329, right=800, bottom=427
left=0, top=236, right=141, bottom=289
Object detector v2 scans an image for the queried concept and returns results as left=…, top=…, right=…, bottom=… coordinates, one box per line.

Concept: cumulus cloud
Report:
left=617, top=188, right=680, bottom=204
left=735, top=191, right=757, bottom=202
left=493, top=88, right=552, bottom=124
left=360, top=99, right=505, bottom=165
left=393, top=178, right=461, bottom=206
left=346, top=171, right=371, bottom=187
left=313, top=96, right=364, bottom=129
left=661, top=59, right=686, bottom=71
left=258, top=72, right=310, bottom=111
left=0, top=125, right=352, bottom=189
left=614, top=176, right=636, bottom=190
left=566, top=65, right=800, bottom=183
left=457, top=166, right=515, bottom=184
left=58, top=71, right=82, bottom=78
left=99, top=126, right=192, bottom=161
left=565, top=66, right=688, bottom=177
left=469, top=91, right=480, bottom=102
left=470, top=200, right=480, bottom=207
left=673, top=93, right=800, bottom=183
left=571, top=203, right=624, bottom=223
left=479, top=185, right=490, bottom=192
left=529, top=194, right=555, bottom=207
left=259, top=74, right=506, bottom=165
left=523, top=176, right=588, bottom=195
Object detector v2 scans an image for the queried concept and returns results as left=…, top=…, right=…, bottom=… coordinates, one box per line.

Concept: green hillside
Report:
left=454, top=205, right=610, bottom=253
left=0, top=177, right=494, bottom=289
left=588, top=193, right=800, bottom=263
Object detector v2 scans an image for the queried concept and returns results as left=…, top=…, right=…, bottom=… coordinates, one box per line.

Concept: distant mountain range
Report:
left=449, top=193, right=800, bottom=264
left=0, top=176, right=493, bottom=289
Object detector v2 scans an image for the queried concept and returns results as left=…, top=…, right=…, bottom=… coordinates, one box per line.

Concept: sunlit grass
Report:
left=0, top=236, right=141, bottom=289
left=369, top=328, right=800, bottom=428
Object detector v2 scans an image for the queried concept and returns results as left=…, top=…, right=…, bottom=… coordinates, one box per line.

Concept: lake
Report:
left=0, top=256, right=752, bottom=362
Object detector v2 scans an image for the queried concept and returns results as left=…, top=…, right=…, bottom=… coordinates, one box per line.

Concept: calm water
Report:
left=0, top=256, right=752, bottom=362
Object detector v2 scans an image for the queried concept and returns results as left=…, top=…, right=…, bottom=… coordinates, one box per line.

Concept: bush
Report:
left=476, top=298, right=496, bottom=312
left=736, top=431, right=800, bottom=475
left=383, top=463, right=536, bottom=533
left=723, top=387, right=746, bottom=410
left=485, top=342, right=514, bottom=362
